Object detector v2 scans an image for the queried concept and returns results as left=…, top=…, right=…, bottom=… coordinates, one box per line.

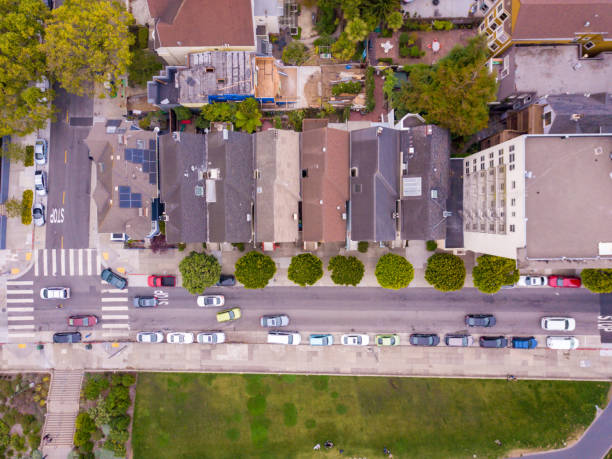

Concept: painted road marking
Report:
left=101, top=289, right=125, bottom=294
left=101, top=315, right=129, bottom=320
left=8, top=324, right=35, bottom=330
left=25, top=252, right=31, bottom=261
left=69, top=249, right=75, bottom=276
left=7, top=307, right=35, bottom=312
left=102, top=324, right=130, bottom=329
left=87, top=249, right=93, bottom=276
left=43, top=249, right=48, bottom=276
left=7, top=316, right=35, bottom=321
left=5, top=290, right=34, bottom=295
left=51, top=249, right=57, bottom=276
left=8, top=333, right=35, bottom=338
left=6, top=280, right=33, bottom=286
left=6, top=298, right=34, bottom=304
left=101, top=306, right=129, bottom=311
left=34, top=249, right=39, bottom=276
left=60, top=249, right=66, bottom=276
left=62, top=191, right=65, bottom=204
left=64, top=150, right=67, bottom=163
left=96, top=250, right=101, bottom=275
left=78, top=249, right=84, bottom=276
left=61, top=236, right=64, bottom=249
left=10, top=268, right=19, bottom=275
left=101, top=297, right=128, bottom=302
left=103, top=330, right=130, bottom=337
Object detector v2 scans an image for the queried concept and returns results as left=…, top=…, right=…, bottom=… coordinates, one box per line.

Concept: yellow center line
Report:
left=64, top=150, right=67, bottom=163
left=62, top=191, right=65, bottom=205
left=66, top=110, right=69, bottom=123
left=61, top=236, right=64, bottom=249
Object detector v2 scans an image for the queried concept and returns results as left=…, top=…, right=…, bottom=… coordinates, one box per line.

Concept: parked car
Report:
left=341, top=334, right=370, bottom=346
left=34, top=139, right=48, bottom=165
left=500, top=283, right=516, bottom=289
left=147, top=275, right=176, bottom=287
left=197, top=295, right=225, bottom=307
left=409, top=334, right=440, bottom=347
left=376, top=334, right=399, bottom=346
left=137, top=331, right=164, bottom=343
left=40, top=287, right=70, bottom=299
left=309, top=334, right=333, bottom=346
left=548, top=275, right=581, bottom=288
left=53, top=332, right=81, bottom=343
left=541, top=317, right=576, bottom=331
left=133, top=296, right=159, bottom=308
left=166, top=332, right=194, bottom=344
left=216, top=274, right=236, bottom=287
left=260, top=314, right=289, bottom=327
left=518, top=275, right=548, bottom=287
left=511, top=336, right=538, bottom=349
left=197, top=332, right=226, bottom=344
left=101, top=268, right=127, bottom=289
left=465, top=314, right=496, bottom=327
left=32, top=202, right=45, bottom=227
left=217, top=307, right=242, bottom=322
left=546, top=336, right=579, bottom=350
left=267, top=331, right=301, bottom=345
left=67, top=315, right=98, bottom=327
left=34, top=170, right=47, bottom=196
left=444, top=334, right=474, bottom=347
left=479, top=336, right=508, bottom=348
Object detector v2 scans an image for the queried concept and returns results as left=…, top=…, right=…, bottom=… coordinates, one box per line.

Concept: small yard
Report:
left=132, top=373, right=609, bottom=459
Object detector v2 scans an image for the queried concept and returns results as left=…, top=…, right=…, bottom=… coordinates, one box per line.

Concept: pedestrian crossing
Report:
left=99, top=281, right=130, bottom=338
left=6, top=280, right=36, bottom=340
left=33, top=249, right=101, bottom=277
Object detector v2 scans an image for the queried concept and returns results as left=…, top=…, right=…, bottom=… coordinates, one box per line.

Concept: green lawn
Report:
left=132, top=373, right=609, bottom=459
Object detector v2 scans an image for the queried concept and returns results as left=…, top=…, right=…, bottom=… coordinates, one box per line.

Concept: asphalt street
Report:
left=45, top=87, right=93, bottom=250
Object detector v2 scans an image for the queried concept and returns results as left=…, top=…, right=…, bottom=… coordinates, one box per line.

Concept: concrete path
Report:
left=517, top=400, right=612, bottom=459
left=41, top=369, right=84, bottom=458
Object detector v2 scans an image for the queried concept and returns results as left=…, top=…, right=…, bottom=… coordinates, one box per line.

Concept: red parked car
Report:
left=68, top=315, right=98, bottom=327
left=548, top=275, right=581, bottom=288
left=147, top=275, right=176, bottom=287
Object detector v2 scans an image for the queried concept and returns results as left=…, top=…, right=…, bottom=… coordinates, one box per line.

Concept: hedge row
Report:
left=21, top=190, right=33, bottom=225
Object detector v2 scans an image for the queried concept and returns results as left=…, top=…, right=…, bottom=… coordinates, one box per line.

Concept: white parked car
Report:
left=546, top=336, right=579, bottom=350
left=34, top=170, right=47, bottom=196
left=137, top=331, right=164, bottom=343
left=197, top=332, right=226, bottom=344
left=166, top=332, right=194, bottom=344
left=541, top=317, right=576, bottom=331
left=34, top=139, right=48, bottom=165
left=197, top=295, right=224, bottom=307
left=40, top=287, right=70, bottom=299
left=341, top=334, right=370, bottom=346
left=517, top=275, right=548, bottom=287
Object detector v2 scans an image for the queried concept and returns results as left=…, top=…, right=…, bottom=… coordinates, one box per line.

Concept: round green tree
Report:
left=424, top=253, right=466, bottom=292
left=375, top=253, right=414, bottom=289
left=581, top=269, right=612, bottom=293
left=472, top=254, right=519, bottom=294
left=178, top=251, right=221, bottom=294
left=288, top=253, right=323, bottom=287
left=235, top=251, right=276, bottom=289
left=328, top=255, right=364, bottom=286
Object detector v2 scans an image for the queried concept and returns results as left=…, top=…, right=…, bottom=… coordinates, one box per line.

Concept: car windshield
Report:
left=556, top=278, right=564, bottom=286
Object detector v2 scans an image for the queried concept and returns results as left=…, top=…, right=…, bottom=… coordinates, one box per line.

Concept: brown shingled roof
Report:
left=150, top=0, right=255, bottom=48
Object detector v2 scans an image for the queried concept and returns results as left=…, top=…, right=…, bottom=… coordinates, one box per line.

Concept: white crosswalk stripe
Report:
left=6, top=289, right=34, bottom=295
left=69, top=249, right=75, bottom=276
left=6, top=280, right=33, bottom=286
left=8, top=324, right=35, bottom=330
left=102, top=324, right=130, bottom=329
left=33, top=249, right=101, bottom=278
left=34, top=250, right=39, bottom=276
left=6, top=283, right=36, bottom=341
left=60, top=249, right=66, bottom=276
left=99, top=285, right=131, bottom=334
left=102, top=315, right=129, bottom=320
left=6, top=298, right=34, bottom=303
left=101, top=297, right=128, bottom=302
left=7, top=307, right=34, bottom=313
left=101, top=306, right=129, bottom=311
left=43, top=249, right=48, bottom=276
left=78, top=249, right=84, bottom=276
left=8, top=316, right=35, bottom=321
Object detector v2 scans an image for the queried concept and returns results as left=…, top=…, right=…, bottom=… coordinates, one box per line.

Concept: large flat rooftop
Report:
left=525, top=135, right=612, bottom=259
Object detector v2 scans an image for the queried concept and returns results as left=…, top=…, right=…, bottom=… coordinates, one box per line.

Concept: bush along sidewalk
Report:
left=288, top=253, right=323, bottom=287
left=74, top=373, right=136, bottom=457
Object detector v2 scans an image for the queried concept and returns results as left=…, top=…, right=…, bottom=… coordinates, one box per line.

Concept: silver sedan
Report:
left=260, top=314, right=290, bottom=327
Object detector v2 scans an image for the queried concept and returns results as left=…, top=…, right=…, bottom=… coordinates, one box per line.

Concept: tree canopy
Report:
left=288, top=253, right=323, bottom=287
left=282, top=41, right=309, bottom=65
left=472, top=254, right=519, bottom=294
left=235, top=251, right=276, bottom=289
left=0, top=0, right=54, bottom=137
left=424, top=253, right=466, bottom=292
left=328, top=255, right=364, bottom=286
left=375, top=253, right=414, bottom=289
left=178, top=251, right=221, bottom=294
left=394, top=36, right=498, bottom=136
left=43, top=0, right=134, bottom=96
left=581, top=269, right=612, bottom=294
left=234, top=97, right=262, bottom=133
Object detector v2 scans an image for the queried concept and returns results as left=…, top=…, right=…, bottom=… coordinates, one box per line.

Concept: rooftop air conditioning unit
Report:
left=292, top=213, right=298, bottom=221
left=391, top=212, right=399, bottom=219
left=208, top=169, right=220, bottom=179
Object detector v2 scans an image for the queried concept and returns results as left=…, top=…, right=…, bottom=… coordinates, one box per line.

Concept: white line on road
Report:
left=102, top=323, right=130, bottom=329
left=8, top=324, right=35, bottom=330
left=51, top=249, right=56, bottom=276
left=60, top=249, right=66, bottom=276
left=34, top=249, right=39, bottom=276
left=102, top=330, right=130, bottom=337
left=78, top=249, right=84, bottom=276
left=7, top=333, right=35, bottom=338
left=6, top=280, right=33, bottom=286
left=5, top=289, right=34, bottom=295
left=101, top=306, right=129, bottom=311
left=7, top=307, right=34, bottom=312
left=7, top=316, right=35, bottom=321
left=43, top=249, right=48, bottom=276
left=6, top=298, right=34, bottom=304
left=96, top=250, right=101, bottom=275
left=101, top=315, right=129, bottom=320
left=87, top=249, right=93, bottom=276
left=101, top=289, right=125, bottom=294
left=101, top=297, right=128, bottom=302
left=69, top=249, right=75, bottom=276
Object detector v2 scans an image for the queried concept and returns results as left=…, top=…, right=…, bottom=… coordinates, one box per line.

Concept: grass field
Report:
left=132, top=373, right=609, bottom=459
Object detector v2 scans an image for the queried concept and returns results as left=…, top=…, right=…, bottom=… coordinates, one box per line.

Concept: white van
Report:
left=267, top=331, right=301, bottom=345
left=546, top=336, right=579, bottom=350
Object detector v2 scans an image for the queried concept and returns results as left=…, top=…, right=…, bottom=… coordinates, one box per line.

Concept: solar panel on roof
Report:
left=118, top=186, right=130, bottom=194
left=134, top=150, right=143, bottom=163
left=149, top=173, right=156, bottom=184
left=142, top=162, right=150, bottom=173
left=119, top=200, right=130, bottom=208
left=125, top=149, right=133, bottom=161
left=149, top=140, right=155, bottom=150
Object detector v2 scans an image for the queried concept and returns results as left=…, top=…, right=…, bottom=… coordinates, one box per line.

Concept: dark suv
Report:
left=409, top=334, right=440, bottom=347
left=465, top=314, right=496, bottom=327
left=53, top=332, right=82, bottom=343
left=216, top=274, right=236, bottom=287
left=479, top=336, right=508, bottom=348
left=101, top=268, right=127, bottom=289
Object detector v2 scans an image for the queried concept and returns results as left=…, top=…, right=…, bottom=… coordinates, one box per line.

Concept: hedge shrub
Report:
left=472, top=254, right=519, bottom=294
left=21, top=190, right=33, bottom=225
left=424, top=253, right=466, bottom=292
left=179, top=251, right=221, bottom=294
left=426, top=240, right=437, bottom=251
left=288, top=253, right=323, bottom=287
left=582, top=269, right=612, bottom=293
left=375, top=253, right=414, bottom=289
left=357, top=241, right=369, bottom=253
left=331, top=81, right=361, bottom=96
left=365, top=67, right=375, bottom=112
left=235, top=251, right=276, bottom=289
left=328, top=255, right=364, bottom=286
left=24, top=146, right=34, bottom=167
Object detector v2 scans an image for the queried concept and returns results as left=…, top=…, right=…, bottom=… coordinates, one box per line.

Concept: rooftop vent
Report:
left=208, top=168, right=221, bottom=180
left=571, top=113, right=583, bottom=121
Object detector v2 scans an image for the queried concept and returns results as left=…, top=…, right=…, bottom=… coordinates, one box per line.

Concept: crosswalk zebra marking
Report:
left=6, top=298, right=34, bottom=304
left=102, top=315, right=129, bottom=320
left=102, top=323, right=130, bottom=329
left=7, top=316, right=35, bottom=321
left=101, top=297, right=128, bottom=302
left=6, top=280, right=33, bottom=286
left=8, top=324, right=35, bottom=330
left=78, top=249, right=84, bottom=276
left=101, top=306, right=129, bottom=311
left=7, top=307, right=34, bottom=313
left=6, top=289, right=34, bottom=295
left=43, top=249, right=48, bottom=276
left=34, top=249, right=39, bottom=276
left=51, top=249, right=57, bottom=276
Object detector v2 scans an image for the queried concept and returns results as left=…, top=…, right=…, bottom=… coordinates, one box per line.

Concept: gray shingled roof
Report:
left=349, top=127, right=399, bottom=242
left=206, top=130, right=254, bottom=243
left=159, top=132, right=207, bottom=243
left=546, top=93, right=612, bottom=134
